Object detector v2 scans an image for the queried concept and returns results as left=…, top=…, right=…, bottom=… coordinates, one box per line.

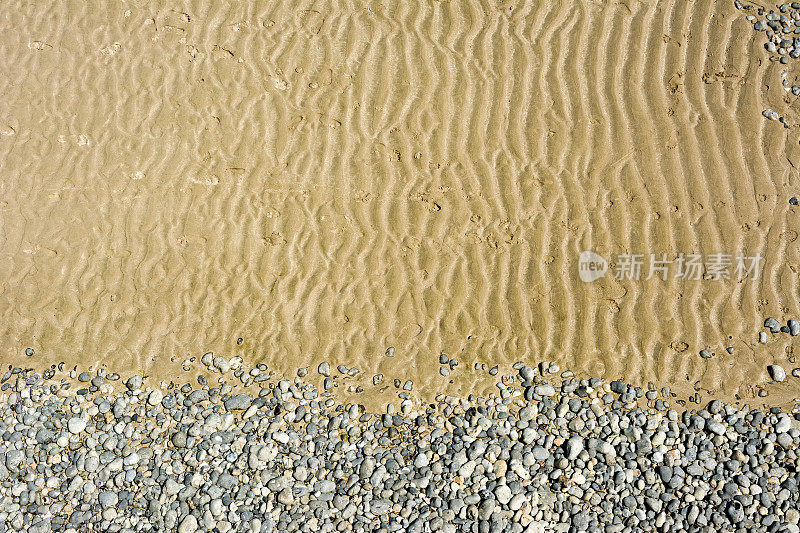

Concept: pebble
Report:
left=213, top=356, right=230, bottom=373
left=126, top=375, right=142, bottom=390
left=67, top=418, right=86, bottom=434
left=148, top=389, right=163, bottom=406
left=769, top=364, right=787, bottom=382
left=765, top=317, right=781, bottom=333
left=178, top=515, right=198, bottom=533
left=565, top=436, right=584, bottom=460
left=495, top=485, right=512, bottom=505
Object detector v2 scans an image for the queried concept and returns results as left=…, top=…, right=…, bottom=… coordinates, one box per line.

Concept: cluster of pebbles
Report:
left=761, top=318, right=800, bottom=375
left=696, top=315, right=800, bottom=362
left=0, top=359, right=800, bottom=532
left=739, top=1, right=800, bottom=64
left=763, top=317, right=800, bottom=339
left=738, top=1, right=800, bottom=134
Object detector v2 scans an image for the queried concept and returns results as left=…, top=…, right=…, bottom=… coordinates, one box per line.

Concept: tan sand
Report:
left=0, top=0, right=799, bottom=410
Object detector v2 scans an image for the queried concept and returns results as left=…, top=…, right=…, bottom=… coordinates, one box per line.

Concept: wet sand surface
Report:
left=2, top=0, right=800, bottom=410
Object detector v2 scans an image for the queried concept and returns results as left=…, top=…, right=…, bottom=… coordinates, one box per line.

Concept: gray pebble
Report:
left=126, top=375, right=143, bottom=391
left=765, top=317, right=781, bottom=333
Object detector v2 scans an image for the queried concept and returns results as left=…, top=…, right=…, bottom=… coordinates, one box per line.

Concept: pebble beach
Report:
left=1, top=355, right=800, bottom=532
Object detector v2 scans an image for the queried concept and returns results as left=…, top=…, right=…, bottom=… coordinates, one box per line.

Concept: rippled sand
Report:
left=1, top=0, right=799, bottom=408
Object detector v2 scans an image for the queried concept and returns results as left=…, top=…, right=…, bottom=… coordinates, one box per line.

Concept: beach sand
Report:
left=1, top=0, right=799, bottom=410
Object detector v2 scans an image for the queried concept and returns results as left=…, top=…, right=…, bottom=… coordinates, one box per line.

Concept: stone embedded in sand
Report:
left=126, top=375, right=142, bottom=391
left=765, top=317, right=781, bottom=333
left=768, top=365, right=787, bottom=382
left=212, top=356, right=230, bottom=373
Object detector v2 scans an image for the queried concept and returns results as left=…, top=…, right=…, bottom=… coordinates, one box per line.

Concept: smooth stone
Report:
left=178, top=515, right=198, bottom=533
left=213, top=357, right=230, bottom=373
left=68, top=418, right=87, bottom=434
left=776, top=415, right=792, bottom=433
left=126, top=375, right=143, bottom=390
left=223, top=394, right=251, bottom=410
left=148, top=389, right=163, bottom=406
left=495, top=485, right=512, bottom=505
left=768, top=365, right=787, bottom=382
left=566, top=436, right=584, bottom=460
left=98, top=491, right=118, bottom=508
left=277, top=488, right=294, bottom=505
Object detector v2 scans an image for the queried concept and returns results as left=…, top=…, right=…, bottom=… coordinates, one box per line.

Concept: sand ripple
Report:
left=0, top=0, right=797, bottom=406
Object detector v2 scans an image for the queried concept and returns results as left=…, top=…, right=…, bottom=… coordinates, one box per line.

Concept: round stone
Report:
left=68, top=418, right=87, bottom=434
left=148, top=389, right=163, bottom=406
left=768, top=365, right=787, bottom=382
